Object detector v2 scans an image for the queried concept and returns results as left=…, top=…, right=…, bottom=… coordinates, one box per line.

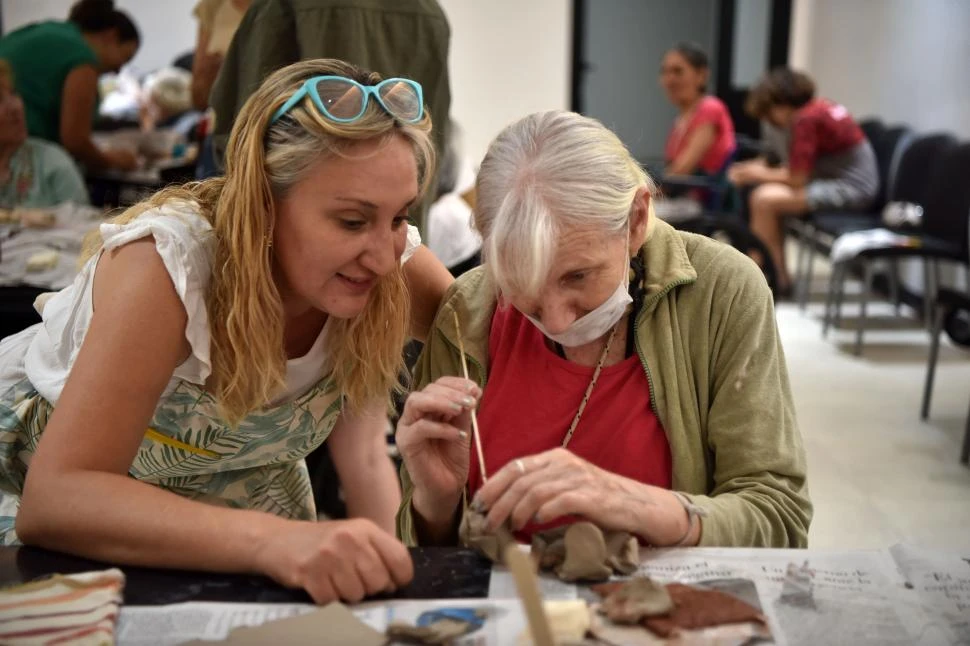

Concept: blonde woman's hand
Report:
left=396, top=377, right=480, bottom=523
left=256, top=518, right=413, bottom=604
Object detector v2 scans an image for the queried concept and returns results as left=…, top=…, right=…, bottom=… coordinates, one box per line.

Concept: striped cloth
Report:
left=0, top=569, right=124, bottom=645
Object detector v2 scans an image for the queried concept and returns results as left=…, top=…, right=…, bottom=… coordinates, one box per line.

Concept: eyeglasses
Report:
left=270, top=75, right=424, bottom=125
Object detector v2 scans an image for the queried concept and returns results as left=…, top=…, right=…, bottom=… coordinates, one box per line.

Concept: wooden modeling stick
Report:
left=452, top=310, right=488, bottom=482
left=504, top=545, right=556, bottom=646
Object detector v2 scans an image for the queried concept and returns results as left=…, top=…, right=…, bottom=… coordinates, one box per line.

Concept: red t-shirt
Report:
left=789, top=98, right=864, bottom=175
left=470, top=305, right=672, bottom=541
left=664, top=96, right=736, bottom=175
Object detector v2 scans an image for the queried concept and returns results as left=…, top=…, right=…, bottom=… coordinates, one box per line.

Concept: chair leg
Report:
left=799, top=232, right=817, bottom=311
left=834, top=262, right=848, bottom=334
left=923, top=259, right=940, bottom=331
left=792, top=225, right=806, bottom=299
left=823, top=262, right=841, bottom=337
left=888, top=259, right=901, bottom=316
left=962, top=395, right=970, bottom=466
left=921, top=304, right=945, bottom=420
left=855, top=261, right=872, bottom=356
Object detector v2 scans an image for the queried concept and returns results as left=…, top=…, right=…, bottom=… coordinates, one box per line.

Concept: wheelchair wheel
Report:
left=944, top=306, right=970, bottom=348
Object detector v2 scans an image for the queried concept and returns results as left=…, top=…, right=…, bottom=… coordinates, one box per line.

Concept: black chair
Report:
left=823, top=139, right=970, bottom=355
left=920, top=287, right=970, bottom=465
left=792, top=124, right=912, bottom=309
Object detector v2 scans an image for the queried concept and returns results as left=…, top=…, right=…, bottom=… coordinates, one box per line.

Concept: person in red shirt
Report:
left=661, top=43, right=736, bottom=178
left=728, top=67, right=878, bottom=295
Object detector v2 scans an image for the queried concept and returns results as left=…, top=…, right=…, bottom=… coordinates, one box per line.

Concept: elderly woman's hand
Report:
left=397, top=377, right=480, bottom=527
left=471, top=448, right=693, bottom=545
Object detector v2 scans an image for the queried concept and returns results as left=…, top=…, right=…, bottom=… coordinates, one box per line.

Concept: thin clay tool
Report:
left=504, top=545, right=556, bottom=646
left=452, top=310, right=488, bottom=482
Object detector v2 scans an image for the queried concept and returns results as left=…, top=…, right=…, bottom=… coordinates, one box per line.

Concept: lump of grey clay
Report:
left=531, top=526, right=568, bottom=571
left=533, top=523, right=640, bottom=583
left=556, top=522, right=613, bottom=582
left=604, top=530, right=639, bottom=576
left=462, top=513, right=640, bottom=583
left=459, top=508, right=515, bottom=563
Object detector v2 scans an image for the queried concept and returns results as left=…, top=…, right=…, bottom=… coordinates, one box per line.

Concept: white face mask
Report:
left=524, top=274, right=632, bottom=348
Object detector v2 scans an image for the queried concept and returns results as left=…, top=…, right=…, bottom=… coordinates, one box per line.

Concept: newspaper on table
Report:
left=117, top=542, right=970, bottom=646
left=489, top=543, right=970, bottom=646
left=116, top=598, right=530, bottom=646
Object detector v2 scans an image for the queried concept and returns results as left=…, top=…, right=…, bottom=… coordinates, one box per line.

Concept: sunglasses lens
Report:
left=378, top=80, right=422, bottom=122
left=314, top=78, right=365, bottom=120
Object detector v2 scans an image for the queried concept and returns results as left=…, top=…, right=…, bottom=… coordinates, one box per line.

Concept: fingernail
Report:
left=470, top=497, right=485, bottom=513
left=462, top=396, right=476, bottom=407
left=450, top=401, right=462, bottom=412
left=458, top=430, right=468, bottom=441
left=466, top=383, right=477, bottom=394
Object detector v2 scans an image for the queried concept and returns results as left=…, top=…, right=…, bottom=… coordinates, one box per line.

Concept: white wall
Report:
left=2, top=0, right=198, bottom=75
left=437, top=0, right=571, bottom=164
left=790, top=0, right=970, bottom=138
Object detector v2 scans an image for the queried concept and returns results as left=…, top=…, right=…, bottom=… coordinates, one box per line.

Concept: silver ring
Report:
left=514, top=458, right=526, bottom=474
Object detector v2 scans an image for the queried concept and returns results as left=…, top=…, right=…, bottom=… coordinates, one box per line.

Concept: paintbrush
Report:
left=452, top=310, right=488, bottom=482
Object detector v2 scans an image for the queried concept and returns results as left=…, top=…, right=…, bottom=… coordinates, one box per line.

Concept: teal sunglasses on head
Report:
left=270, top=75, right=424, bottom=125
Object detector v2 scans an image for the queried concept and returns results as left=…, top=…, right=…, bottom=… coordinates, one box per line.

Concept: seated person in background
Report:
left=0, top=59, right=454, bottom=604
left=661, top=43, right=735, bottom=178
left=396, top=111, right=812, bottom=549
left=728, top=67, right=878, bottom=295
left=0, top=0, right=140, bottom=172
left=0, top=61, right=89, bottom=208
left=140, top=67, right=200, bottom=137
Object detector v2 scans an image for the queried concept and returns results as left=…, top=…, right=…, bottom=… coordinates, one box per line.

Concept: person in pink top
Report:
left=728, top=67, right=877, bottom=295
left=660, top=43, right=736, bottom=177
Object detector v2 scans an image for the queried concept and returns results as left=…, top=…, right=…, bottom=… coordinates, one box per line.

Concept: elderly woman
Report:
left=396, top=110, right=811, bottom=549
left=0, top=59, right=452, bottom=604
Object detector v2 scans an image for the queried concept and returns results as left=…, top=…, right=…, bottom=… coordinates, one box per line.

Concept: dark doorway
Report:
left=572, top=0, right=793, bottom=161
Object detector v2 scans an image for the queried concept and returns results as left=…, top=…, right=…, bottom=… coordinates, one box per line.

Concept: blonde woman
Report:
left=0, top=59, right=454, bottom=603
left=396, top=111, right=812, bottom=549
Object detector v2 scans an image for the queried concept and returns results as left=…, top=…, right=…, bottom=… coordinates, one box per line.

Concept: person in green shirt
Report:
left=0, top=0, right=141, bottom=172
left=396, top=110, right=812, bottom=549
left=0, top=60, right=89, bottom=207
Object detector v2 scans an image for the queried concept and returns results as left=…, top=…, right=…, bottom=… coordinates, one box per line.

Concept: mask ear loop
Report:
left=627, top=223, right=647, bottom=358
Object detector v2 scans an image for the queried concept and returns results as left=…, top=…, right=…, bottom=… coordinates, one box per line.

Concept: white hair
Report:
left=143, top=67, right=192, bottom=116
left=473, top=110, right=656, bottom=299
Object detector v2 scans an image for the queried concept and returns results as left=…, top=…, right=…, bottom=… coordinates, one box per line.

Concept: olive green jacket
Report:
left=396, top=220, right=812, bottom=548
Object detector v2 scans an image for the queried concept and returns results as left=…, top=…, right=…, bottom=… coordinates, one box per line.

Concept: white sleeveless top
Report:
left=0, top=201, right=422, bottom=542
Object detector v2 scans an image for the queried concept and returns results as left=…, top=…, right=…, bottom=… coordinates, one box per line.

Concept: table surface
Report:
left=0, top=546, right=491, bottom=605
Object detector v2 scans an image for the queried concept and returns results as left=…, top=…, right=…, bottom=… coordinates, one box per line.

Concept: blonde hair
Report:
left=473, top=110, right=656, bottom=300
left=82, top=59, right=435, bottom=423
